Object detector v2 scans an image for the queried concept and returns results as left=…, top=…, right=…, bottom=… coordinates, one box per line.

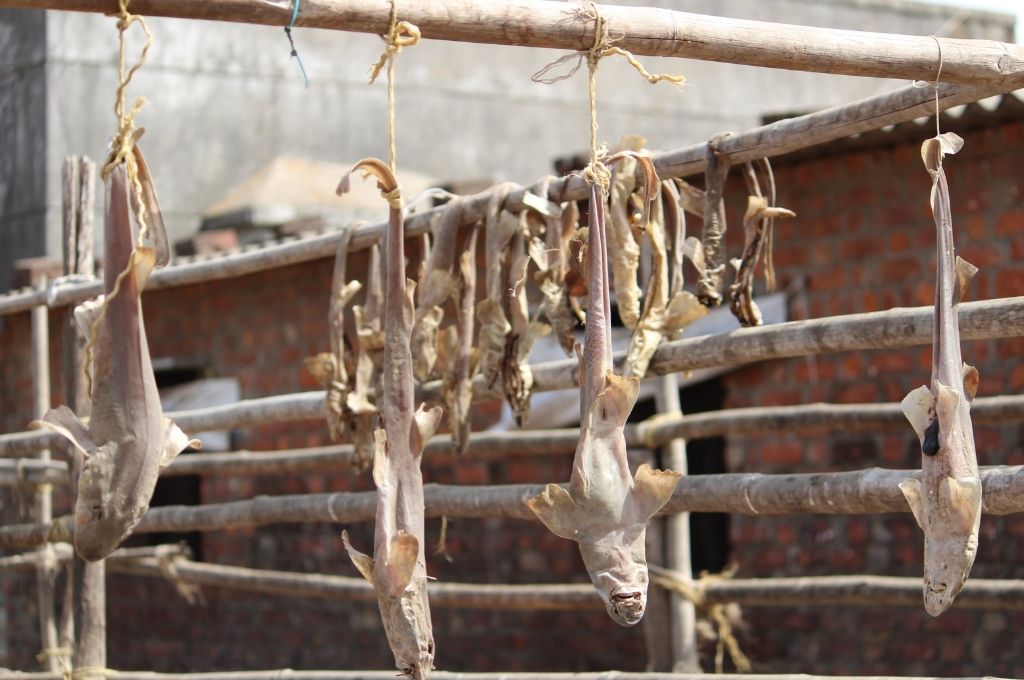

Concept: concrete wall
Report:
left=0, top=0, right=1014, bottom=290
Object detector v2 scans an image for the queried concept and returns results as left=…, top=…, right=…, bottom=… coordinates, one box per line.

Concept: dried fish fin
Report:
left=410, top=404, right=443, bottom=457
left=161, top=417, right=200, bottom=467
left=664, top=292, right=706, bottom=333
left=901, top=385, right=934, bottom=442
left=939, top=476, right=982, bottom=534
left=30, top=405, right=96, bottom=461
left=963, top=365, right=980, bottom=402
left=383, top=531, right=421, bottom=597
left=342, top=530, right=376, bottom=584
left=128, top=135, right=170, bottom=266
left=525, top=484, right=581, bottom=541
left=954, top=257, right=977, bottom=303
left=899, top=478, right=926, bottom=529
left=629, top=463, right=682, bottom=523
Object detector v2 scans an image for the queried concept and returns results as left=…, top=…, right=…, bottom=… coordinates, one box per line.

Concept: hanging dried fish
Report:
left=32, top=145, right=199, bottom=561
left=339, top=159, right=441, bottom=680
left=691, top=132, right=732, bottom=307
left=441, top=224, right=480, bottom=454
left=665, top=178, right=705, bottom=301
left=607, top=155, right=644, bottom=329
left=305, top=227, right=363, bottom=441
left=346, top=241, right=387, bottom=470
left=527, top=170, right=681, bottom=627
left=535, top=184, right=582, bottom=355
left=476, top=183, right=519, bottom=386
left=899, top=132, right=981, bottom=617
left=728, top=159, right=795, bottom=327
left=623, top=176, right=707, bottom=379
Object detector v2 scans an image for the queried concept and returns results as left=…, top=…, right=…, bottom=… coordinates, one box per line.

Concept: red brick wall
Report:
left=2, top=117, right=1023, bottom=674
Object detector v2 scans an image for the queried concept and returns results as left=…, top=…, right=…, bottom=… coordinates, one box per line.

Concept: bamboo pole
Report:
left=8, top=465, right=1024, bottom=549
left=6, top=393, right=1024, bottom=475
left=1, top=0, right=1022, bottom=86
left=5, top=297, right=1024, bottom=456
left=0, top=670, right=1009, bottom=680
left=0, top=80, right=1013, bottom=319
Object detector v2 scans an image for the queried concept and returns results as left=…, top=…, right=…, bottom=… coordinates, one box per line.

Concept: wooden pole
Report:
left=9, top=465, right=1024, bottom=548
left=0, top=81, right=1013, bottom=319
left=0, top=0, right=1021, bottom=86
left=30, top=268, right=60, bottom=673
left=652, top=376, right=699, bottom=673
left=0, top=672, right=1010, bottom=680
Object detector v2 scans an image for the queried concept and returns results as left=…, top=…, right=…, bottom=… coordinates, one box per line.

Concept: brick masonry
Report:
left=2, top=115, right=1023, bottom=674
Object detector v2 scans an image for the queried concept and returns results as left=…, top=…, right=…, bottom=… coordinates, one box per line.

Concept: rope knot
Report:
left=583, top=160, right=611, bottom=193
left=382, top=186, right=404, bottom=210
left=369, top=19, right=421, bottom=84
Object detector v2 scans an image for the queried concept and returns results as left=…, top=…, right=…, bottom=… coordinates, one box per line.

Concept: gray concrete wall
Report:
left=0, top=9, right=47, bottom=292
left=0, top=0, right=1015, bottom=288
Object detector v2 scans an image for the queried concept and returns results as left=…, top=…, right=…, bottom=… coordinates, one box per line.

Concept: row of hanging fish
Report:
left=32, top=134, right=200, bottom=561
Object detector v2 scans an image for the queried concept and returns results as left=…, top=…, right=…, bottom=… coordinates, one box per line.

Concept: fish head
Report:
left=72, top=443, right=142, bottom=561
left=922, top=530, right=978, bottom=616
left=580, top=532, right=650, bottom=627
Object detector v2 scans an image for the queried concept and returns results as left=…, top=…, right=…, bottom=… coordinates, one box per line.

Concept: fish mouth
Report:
left=607, top=589, right=645, bottom=627
left=923, top=581, right=959, bottom=617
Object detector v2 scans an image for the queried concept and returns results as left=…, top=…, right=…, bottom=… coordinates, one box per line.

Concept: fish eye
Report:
left=91, top=504, right=103, bottom=520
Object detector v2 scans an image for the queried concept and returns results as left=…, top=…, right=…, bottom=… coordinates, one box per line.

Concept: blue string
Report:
left=284, top=0, right=310, bottom=88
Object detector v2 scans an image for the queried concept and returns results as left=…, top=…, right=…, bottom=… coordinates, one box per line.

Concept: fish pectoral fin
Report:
left=900, top=385, right=934, bottom=442
left=384, top=531, right=420, bottom=596
left=526, top=483, right=582, bottom=541
left=590, top=371, right=641, bottom=428
left=629, top=463, right=682, bottom=523
left=409, top=404, right=444, bottom=458
left=963, top=364, right=980, bottom=402
left=132, top=246, right=158, bottom=290
left=939, top=476, right=982, bottom=534
left=341, top=530, right=375, bottom=584
left=934, top=383, right=962, bottom=451
left=30, top=406, right=95, bottom=461
left=161, top=417, right=200, bottom=467
left=898, top=478, right=925, bottom=530
left=954, top=257, right=978, bottom=304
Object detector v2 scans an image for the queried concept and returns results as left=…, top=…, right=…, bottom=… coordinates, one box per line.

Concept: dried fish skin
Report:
left=338, top=159, right=439, bottom=679
left=476, top=185, right=520, bottom=386
left=607, top=156, right=643, bottom=329
left=728, top=194, right=795, bottom=328
left=536, top=197, right=581, bottom=356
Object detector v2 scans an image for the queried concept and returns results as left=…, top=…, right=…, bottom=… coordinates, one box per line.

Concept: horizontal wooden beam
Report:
left=3, top=0, right=1022, bottom=87
left=4, top=465, right=1024, bottom=550
left=0, top=80, right=1007, bottom=318
left=4, top=296, right=1024, bottom=455
left=0, top=673, right=1004, bottom=680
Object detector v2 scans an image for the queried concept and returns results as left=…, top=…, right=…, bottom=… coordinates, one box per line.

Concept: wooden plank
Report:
left=2, top=0, right=1022, bottom=86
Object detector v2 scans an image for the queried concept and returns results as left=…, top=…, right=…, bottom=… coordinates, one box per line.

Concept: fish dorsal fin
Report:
left=939, top=476, right=982, bottom=534
left=934, top=383, right=962, bottom=451
left=628, top=463, right=682, bottom=523
left=898, top=478, right=925, bottom=529
left=161, top=417, right=201, bottom=467
left=384, top=531, right=420, bottom=596
left=954, top=257, right=978, bottom=304
left=526, top=483, right=583, bottom=541
left=133, top=246, right=157, bottom=291
left=341, top=530, right=375, bottom=584
left=31, top=406, right=96, bottom=461
left=410, top=404, right=443, bottom=458
left=901, top=385, right=934, bottom=442
left=963, top=364, right=980, bottom=402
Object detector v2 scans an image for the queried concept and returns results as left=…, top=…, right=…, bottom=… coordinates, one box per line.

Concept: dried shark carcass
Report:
left=527, top=164, right=682, bottom=627
left=304, top=227, right=363, bottom=442
left=728, top=159, right=795, bottom=327
left=899, top=132, right=982, bottom=618
left=622, top=174, right=707, bottom=379
left=339, top=159, right=442, bottom=680
left=32, top=141, right=199, bottom=561
left=689, top=132, right=733, bottom=308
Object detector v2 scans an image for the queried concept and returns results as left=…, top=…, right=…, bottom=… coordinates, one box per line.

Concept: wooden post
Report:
left=653, top=375, right=699, bottom=673
left=62, top=156, right=105, bottom=679
left=30, top=269, right=61, bottom=673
